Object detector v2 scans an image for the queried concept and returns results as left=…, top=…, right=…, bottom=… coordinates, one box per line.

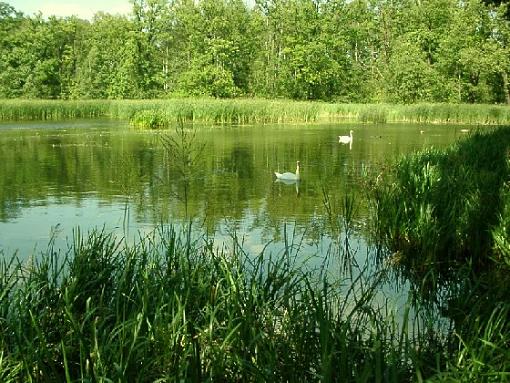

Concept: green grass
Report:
left=1, top=223, right=507, bottom=382
left=0, top=99, right=111, bottom=120
left=1, top=98, right=510, bottom=126
left=365, top=127, right=510, bottom=382
left=0, top=225, right=452, bottom=382
left=369, top=127, right=510, bottom=274
left=128, top=98, right=322, bottom=127
left=324, top=103, right=510, bottom=125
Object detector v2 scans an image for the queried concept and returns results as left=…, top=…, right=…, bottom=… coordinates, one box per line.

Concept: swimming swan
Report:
left=339, top=130, right=353, bottom=144
left=275, top=161, right=300, bottom=181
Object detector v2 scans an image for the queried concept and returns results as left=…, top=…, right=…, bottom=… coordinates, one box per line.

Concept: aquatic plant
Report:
left=326, top=103, right=510, bottom=125
left=0, top=99, right=111, bottom=120
left=369, top=127, right=510, bottom=273
left=160, top=121, right=206, bottom=217
left=0, top=225, right=452, bottom=382
left=128, top=98, right=321, bottom=127
left=130, top=109, right=170, bottom=129
left=2, top=99, right=510, bottom=126
left=366, top=127, right=510, bottom=382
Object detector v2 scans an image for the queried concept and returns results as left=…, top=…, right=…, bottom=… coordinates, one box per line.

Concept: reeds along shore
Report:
left=0, top=224, right=508, bottom=382
left=366, top=127, right=510, bottom=382
left=0, top=226, right=433, bottom=382
left=1, top=99, right=510, bottom=126
left=369, top=126, right=510, bottom=271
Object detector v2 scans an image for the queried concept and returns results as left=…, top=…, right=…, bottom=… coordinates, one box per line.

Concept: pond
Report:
left=0, top=119, right=470, bottom=269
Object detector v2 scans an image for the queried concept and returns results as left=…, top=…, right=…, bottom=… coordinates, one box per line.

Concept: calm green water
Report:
left=0, top=119, right=470, bottom=263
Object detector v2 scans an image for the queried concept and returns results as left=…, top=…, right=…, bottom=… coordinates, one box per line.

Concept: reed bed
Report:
left=325, top=103, right=510, bottom=125
left=128, top=98, right=321, bottom=128
left=0, top=225, right=452, bottom=382
left=365, top=126, right=510, bottom=381
left=0, top=100, right=111, bottom=120
left=1, top=99, right=509, bottom=126
left=369, top=126, right=510, bottom=272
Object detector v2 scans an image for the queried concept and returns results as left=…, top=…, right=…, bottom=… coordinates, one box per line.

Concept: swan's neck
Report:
left=295, top=164, right=300, bottom=177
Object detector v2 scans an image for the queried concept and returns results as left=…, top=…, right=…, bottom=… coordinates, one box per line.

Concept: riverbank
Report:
left=368, top=126, right=510, bottom=381
left=1, top=98, right=509, bottom=126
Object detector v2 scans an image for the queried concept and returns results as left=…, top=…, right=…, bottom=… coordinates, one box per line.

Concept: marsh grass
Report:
left=0, top=100, right=111, bottom=120
left=0, top=225, right=454, bottom=382
left=1, top=99, right=510, bottom=126
left=491, top=171, right=510, bottom=268
left=369, top=127, right=510, bottom=275
left=428, top=303, right=510, bottom=382
left=366, top=126, right=510, bottom=381
left=129, top=98, right=322, bottom=127
left=326, top=103, right=510, bottom=125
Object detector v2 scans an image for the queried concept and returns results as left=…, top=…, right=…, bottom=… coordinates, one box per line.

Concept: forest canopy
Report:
left=0, top=0, right=509, bottom=103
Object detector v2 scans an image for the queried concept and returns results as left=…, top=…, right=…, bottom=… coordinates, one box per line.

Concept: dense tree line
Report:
left=0, top=0, right=509, bottom=103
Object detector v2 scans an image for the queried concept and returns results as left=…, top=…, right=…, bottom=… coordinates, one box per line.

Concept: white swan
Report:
left=339, top=130, right=353, bottom=144
left=275, top=161, right=300, bottom=181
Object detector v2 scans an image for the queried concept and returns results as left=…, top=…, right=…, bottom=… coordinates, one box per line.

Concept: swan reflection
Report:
left=275, top=178, right=300, bottom=196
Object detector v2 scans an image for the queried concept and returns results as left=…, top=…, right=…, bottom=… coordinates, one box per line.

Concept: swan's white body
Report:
left=339, top=130, right=353, bottom=144
left=275, top=161, right=300, bottom=181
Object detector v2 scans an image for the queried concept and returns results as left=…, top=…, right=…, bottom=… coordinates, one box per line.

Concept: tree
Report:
left=73, top=13, right=141, bottom=99
left=171, top=0, right=255, bottom=97
left=0, top=2, right=25, bottom=97
left=436, top=0, right=510, bottom=103
left=385, top=38, right=451, bottom=103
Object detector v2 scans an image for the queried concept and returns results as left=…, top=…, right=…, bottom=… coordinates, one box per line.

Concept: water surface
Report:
left=0, top=119, right=471, bottom=263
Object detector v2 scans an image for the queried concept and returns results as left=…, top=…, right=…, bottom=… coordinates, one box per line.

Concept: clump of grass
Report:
left=160, top=121, right=206, bottom=217
left=0, top=224, right=453, bottom=382
left=491, top=163, right=510, bottom=268
left=130, top=109, right=170, bottom=129
left=429, top=303, right=510, bottom=382
left=369, top=127, right=510, bottom=272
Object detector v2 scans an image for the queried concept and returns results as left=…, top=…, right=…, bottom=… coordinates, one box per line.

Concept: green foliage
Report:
left=369, top=127, right=510, bottom=274
left=385, top=39, right=453, bottom=103
left=0, top=0, right=509, bottom=102
left=178, top=62, right=239, bottom=98
left=0, top=226, right=440, bottom=382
